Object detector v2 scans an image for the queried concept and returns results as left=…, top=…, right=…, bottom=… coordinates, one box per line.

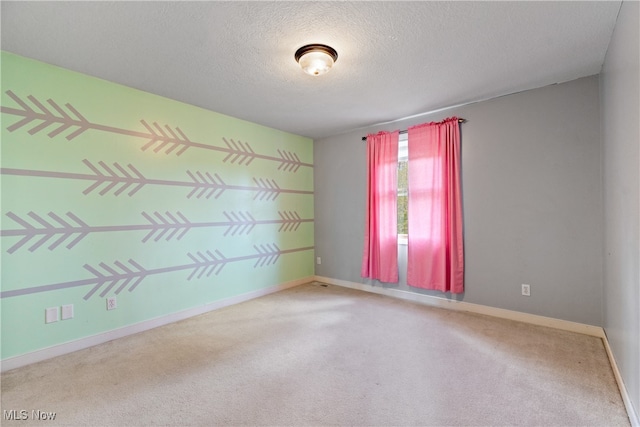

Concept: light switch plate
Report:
left=61, top=304, right=74, bottom=320
left=45, top=307, right=59, bottom=324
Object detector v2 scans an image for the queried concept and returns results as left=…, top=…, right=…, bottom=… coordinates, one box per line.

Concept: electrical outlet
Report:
left=316, top=257, right=322, bottom=265
left=521, top=284, right=531, bottom=296
left=106, top=296, right=117, bottom=310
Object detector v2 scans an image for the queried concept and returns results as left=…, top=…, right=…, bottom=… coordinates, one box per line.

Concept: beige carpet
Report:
left=0, top=282, right=630, bottom=426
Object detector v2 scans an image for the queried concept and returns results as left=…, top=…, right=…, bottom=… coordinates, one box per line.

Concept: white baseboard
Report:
left=314, top=275, right=604, bottom=337
left=602, top=330, right=640, bottom=427
left=0, top=276, right=312, bottom=373
left=314, top=275, right=639, bottom=426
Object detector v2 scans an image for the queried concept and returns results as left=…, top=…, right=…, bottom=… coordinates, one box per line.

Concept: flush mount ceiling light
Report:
left=294, top=44, right=338, bottom=76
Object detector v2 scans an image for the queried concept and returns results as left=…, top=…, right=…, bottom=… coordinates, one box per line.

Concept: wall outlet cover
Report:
left=106, top=297, right=117, bottom=310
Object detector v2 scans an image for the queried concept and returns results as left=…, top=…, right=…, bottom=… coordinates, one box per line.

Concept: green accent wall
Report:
left=0, top=52, right=314, bottom=360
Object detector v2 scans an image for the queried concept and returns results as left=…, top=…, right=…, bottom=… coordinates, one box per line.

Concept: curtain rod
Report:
left=361, top=118, right=466, bottom=141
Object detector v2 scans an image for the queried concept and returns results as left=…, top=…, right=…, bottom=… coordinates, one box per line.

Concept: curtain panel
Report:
left=361, top=131, right=399, bottom=283
left=407, top=118, right=464, bottom=293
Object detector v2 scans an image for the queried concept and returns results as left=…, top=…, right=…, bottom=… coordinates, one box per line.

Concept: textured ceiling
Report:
left=1, top=1, right=621, bottom=139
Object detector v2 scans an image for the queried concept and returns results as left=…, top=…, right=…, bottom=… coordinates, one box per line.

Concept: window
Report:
left=397, top=133, right=408, bottom=244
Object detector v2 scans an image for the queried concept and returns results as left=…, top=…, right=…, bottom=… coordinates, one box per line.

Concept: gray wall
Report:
left=601, top=0, right=639, bottom=418
left=314, top=75, right=603, bottom=326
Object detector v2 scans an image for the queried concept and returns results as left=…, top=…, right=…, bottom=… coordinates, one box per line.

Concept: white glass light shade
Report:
left=298, top=51, right=335, bottom=76
left=295, top=44, right=338, bottom=76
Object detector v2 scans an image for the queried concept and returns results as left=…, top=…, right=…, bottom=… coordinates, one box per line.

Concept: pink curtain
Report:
left=407, top=118, right=464, bottom=293
left=361, top=131, right=399, bottom=283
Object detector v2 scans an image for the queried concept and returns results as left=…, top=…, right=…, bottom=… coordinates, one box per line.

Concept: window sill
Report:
left=398, top=234, right=408, bottom=246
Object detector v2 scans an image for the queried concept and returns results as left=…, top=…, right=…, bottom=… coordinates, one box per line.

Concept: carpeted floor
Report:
left=0, top=282, right=630, bottom=426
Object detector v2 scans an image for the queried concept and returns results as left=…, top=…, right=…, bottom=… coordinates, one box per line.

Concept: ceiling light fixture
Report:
left=294, top=44, right=338, bottom=76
